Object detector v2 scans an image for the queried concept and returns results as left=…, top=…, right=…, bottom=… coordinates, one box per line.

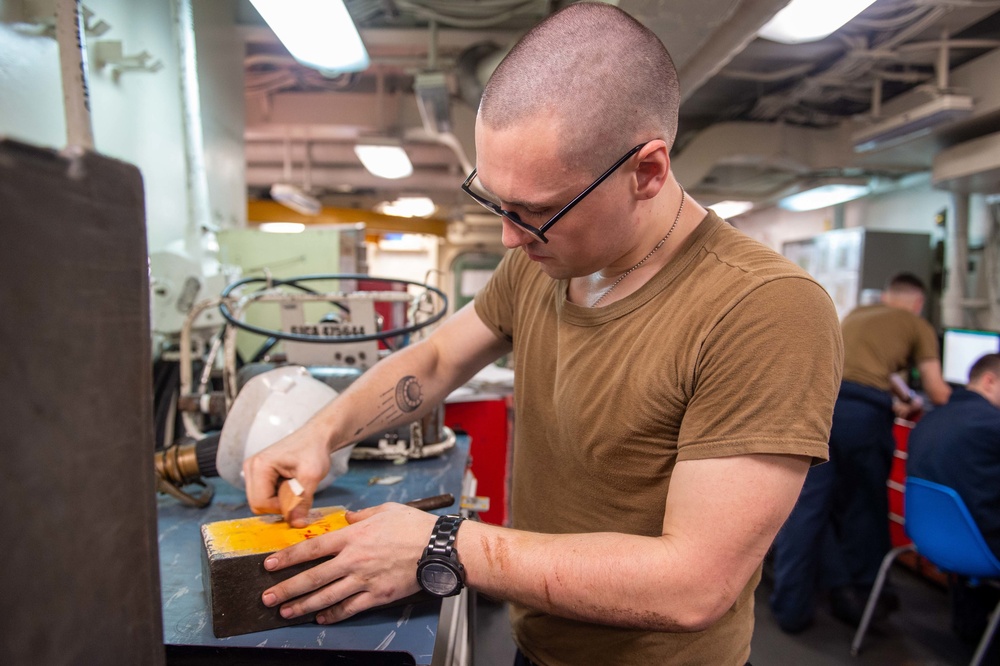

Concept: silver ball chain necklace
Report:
left=591, top=187, right=686, bottom=308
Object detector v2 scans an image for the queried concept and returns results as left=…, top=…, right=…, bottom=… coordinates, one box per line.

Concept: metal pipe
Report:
left=943, top=193, right=971, bottom=329
left=172, top=0, right=212, bottom=259
left=985, top=202, right=1000, bottom=329
left=55, top=0, right=95, bottom=150
left=282, top=134, right=293, bottom=182
left=428, top=19, right=438, bottom=70
left=936, top=28, right=950, bottom=90
left=179, top=297, right=227, bottom=438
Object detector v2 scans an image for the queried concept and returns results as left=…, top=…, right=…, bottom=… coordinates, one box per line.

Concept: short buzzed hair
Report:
left=479, top=2, right=680, bottom=171
left=886, top=273, right=926, bottom=295
left=969, top=353, right=1000, bottom=383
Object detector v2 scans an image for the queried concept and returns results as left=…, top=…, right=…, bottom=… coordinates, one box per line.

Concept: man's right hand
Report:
left=243, top=418, right=336, bottom=527
left=241, top=305, right=508, bottom=527
left=892, top=396, right=924, bottom=420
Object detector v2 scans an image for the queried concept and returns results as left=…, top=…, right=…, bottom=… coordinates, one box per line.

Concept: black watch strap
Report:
left=424, top=514, right=464, bottom=558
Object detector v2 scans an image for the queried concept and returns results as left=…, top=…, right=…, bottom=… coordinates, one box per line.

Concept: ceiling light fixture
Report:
left=270, top=183, right=321, bottom=216
left=852, top=94, right=974, bottom=152
left=778, top=183, right=871, bottom=211
left=377, top=196, right=436, bottom=218
left=758, top=0, right=877, bottom=44
left=249, top=0, right=369, bottom=75
left=259, top=222, right=306, bottom=234
left=354, top=142, right=414, bottom=180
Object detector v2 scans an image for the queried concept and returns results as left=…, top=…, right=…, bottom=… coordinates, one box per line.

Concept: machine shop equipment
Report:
left=155, top=273, right=453, bottom=507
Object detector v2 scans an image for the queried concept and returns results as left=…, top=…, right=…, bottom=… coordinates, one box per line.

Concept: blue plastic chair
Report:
left=851, top=477, right=1000, bottom=665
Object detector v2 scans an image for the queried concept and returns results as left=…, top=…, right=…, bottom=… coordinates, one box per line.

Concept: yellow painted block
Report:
left=199, top=506, right=349, bottom=637
left=202, top=506, right=349, bottom=557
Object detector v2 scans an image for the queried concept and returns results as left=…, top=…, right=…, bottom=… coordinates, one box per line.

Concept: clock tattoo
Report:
left=367, top=375, right=424, bottom=429
left=395, top=375, right=423, bottom=412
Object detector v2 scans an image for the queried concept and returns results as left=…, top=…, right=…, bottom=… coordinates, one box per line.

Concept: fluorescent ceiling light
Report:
left=758, top=0, right=877, bottom=44
left=250, top=0, right=369, bottom=74
left=259, top=222, right=306, bottom=234
left=852, top=94, right=974, bottom=152
left=709, top=200, right=754, bottom=218
left=270, top=183, right=321, bottom=216
left=354, top=143, right=413, bottom=179
left=778, top=183, right=870, bottom=211
left=377, top=196, right=436, bottom=218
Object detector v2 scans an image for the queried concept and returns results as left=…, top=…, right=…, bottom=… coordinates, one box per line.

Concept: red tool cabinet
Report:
left=444, top=395, right=513, bottom=526
left=889, top=417, right=948, bottom=585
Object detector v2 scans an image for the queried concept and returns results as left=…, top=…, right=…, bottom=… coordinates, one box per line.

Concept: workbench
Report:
left=158, top=435, right=470, bottom=665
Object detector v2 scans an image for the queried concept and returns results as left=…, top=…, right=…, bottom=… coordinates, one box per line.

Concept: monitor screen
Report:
left=942, top=328, right=1000, bottom=385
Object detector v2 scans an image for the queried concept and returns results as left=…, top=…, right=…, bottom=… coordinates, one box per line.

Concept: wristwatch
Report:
left=416, top=514, right=466, bottom=597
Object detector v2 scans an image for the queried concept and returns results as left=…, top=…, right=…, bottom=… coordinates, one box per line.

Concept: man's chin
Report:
left=525, top=254, right=559, bottom=276
left=522, top=249, right=580, bottom=280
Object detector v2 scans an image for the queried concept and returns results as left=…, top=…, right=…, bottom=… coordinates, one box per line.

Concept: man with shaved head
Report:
left=480, top=3, right=681, bottom=175
left=244, top=4, right=843, bottom=664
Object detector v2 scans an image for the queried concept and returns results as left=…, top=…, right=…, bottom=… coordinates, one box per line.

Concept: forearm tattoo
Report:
left=364, top=375, right=424, bottom=431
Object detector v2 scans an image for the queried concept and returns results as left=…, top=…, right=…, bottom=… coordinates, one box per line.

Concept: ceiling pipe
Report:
left=870, top=76, right=883, bottom=118
left=282, top=134, right=292, bottom=181
left=246, top=165, right=461, bottom=192
left=718, top=62, right=814, bottom=83
left=937, top=28, right=951, bottom=90
left=404, top=127, right=473, bottom=176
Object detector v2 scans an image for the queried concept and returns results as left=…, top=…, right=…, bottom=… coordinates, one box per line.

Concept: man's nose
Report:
left=500, top=218, right=535, bottom=249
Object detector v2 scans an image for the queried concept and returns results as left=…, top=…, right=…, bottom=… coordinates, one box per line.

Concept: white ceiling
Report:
left=239, top=0, right=1000, bottom=223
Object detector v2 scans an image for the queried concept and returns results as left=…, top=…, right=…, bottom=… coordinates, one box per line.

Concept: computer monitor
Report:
left=941, top=328, right=1000, bottom=385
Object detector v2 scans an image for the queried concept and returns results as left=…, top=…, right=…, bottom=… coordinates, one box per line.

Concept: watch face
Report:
left=419, top=560, right=460, bottom=596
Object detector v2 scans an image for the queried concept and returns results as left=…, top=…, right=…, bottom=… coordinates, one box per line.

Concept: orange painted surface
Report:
left=202, top=506, right=349, bottom=558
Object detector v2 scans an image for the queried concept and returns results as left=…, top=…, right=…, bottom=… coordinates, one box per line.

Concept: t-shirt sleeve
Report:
left=913, top=317, right=941, bottom=363
left=677, top=277, right=844, bottom=464
left=473, top=249, right=519, bottom=343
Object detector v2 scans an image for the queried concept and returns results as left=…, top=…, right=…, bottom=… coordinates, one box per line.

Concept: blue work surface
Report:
left=158, top=435, right=469, bottom=665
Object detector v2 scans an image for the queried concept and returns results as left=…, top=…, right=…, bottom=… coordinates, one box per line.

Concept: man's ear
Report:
left=634, top=142, right=669, bottom=200
left=984, top=370, right=1000, bottom=391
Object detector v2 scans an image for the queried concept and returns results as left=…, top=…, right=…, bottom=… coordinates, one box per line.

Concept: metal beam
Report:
left=247, top=200, right=449, bottom=237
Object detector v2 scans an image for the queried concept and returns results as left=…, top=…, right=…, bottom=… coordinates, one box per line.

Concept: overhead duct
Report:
left=414, top=71, right=453, bottom=134
left=410, top=40, right=510, bottom=177
left=454, top=41, right=508, bottom=109
left=671, top=121, right=857, bottom=197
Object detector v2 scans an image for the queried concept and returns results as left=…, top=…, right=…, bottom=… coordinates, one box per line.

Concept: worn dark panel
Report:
left=200, top=508, right=342, bottom=637
left=0, top=139, right=165, bottom=665
left=201, top=539, right=327, bottom=638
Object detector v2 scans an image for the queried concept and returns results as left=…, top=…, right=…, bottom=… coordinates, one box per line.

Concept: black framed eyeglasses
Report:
left=461, top=141, right=650, bottom=244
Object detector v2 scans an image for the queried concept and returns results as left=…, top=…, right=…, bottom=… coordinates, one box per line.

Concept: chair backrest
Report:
left=904, top=477, right=1000, bottom=578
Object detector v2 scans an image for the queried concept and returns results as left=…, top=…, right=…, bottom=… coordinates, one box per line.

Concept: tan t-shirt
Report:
left=473, top=212, right=843, bottom=665
left=840, top=303, right=940, bottom=391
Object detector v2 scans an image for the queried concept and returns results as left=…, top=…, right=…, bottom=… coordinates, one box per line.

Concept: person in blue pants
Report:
left=770, top=274, right=951, bottom=632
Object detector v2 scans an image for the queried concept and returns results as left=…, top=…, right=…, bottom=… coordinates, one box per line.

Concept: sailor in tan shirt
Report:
left=243, top=4, right=843, bottom=664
